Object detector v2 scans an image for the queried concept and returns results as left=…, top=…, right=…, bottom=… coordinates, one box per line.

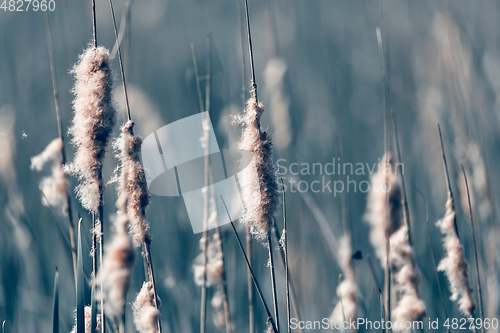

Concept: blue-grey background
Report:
left=0, top=0, right=499, bottom=332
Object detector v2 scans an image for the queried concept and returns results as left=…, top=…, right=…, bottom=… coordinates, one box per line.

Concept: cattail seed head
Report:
left=193, top=233, right=224, bottom=287
left=364, top=154, right=402, bottom=265
left=365, top=154, right=426, bottom=328
left=31, top=137, right=69, bottom=214
left=112, top=120, right=151, bottom=246
left=238, top=96, right=280, bottom=242
left=65, top=46, right=117, bottom=214
left=390, top=225, right=427, bottom=329
left=436, top=197, right=475, bottom=316
left=133, top=281, right=160, bottom=333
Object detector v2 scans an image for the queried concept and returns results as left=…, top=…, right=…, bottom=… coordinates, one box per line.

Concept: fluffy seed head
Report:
left=193, top=233, right=224, bottom=287
left=31, top=137, right=69, bottom=214
left=238, top=96, right=280, bottom=242
left=112, top=120, right=151, bottom=246
left=390, top=225, right=427, bottom=328
left=133, top=281, right=160, bottom=333
left=30, top=137, right=63, bottom=171
left=364, top=154, right=402, bottom=265
left=65, top=46, right=117, bottom=214
left=436, top=197, right=475, bottom=316
left=391, top=295, right=427, bottom=329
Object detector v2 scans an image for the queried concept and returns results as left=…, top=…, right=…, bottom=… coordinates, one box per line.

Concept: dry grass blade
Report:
left=376, top=23, right=391, bottom=332
left=92, top=0, right=97, bottom=47
left=267, top=233, right=280, bottom=332
left=243, top=0, right=257, bottom=99
left=281, top=177, right=291, bottom=333
left=272, top=225, right=304, bottom=333
left=77, top=218, right=85, bottom=333
left=391, top=111, right=412, bottom=243
left=108, top=0, right=131, bottom=121
left=246, top=227, right=254, bottom=333
left=219, top=195, right=278, bottom=333
left=199, top=40, right=210, bottom=333
left=91, top=284, right=97, bottom=333
left=461, top=166, right=485, bottom=333
left=52, top=268, right=59, bottom=333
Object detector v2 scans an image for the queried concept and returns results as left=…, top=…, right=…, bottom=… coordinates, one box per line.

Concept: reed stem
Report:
left=219, top=195, right=278, bottom=333
left=461, top=166, right=485, bottom=333
left=267, top=232, right=280, bottom=332
left=246, top=227, right=254, bottom=333
left=244, top=0, right=257, bottom=101
left=108, top=0, right=131, bottom=121
left=282, top=179, right=291, bottom=333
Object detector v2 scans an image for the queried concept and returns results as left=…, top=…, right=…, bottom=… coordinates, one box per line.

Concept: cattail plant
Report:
left=238, top=96, right=280, bottom=243
left=132, top=281, right=161, bottom=333
left=107, top=0, right=163, bottom=330
left=112, top=120, right=151, bottom=246
left=365, top=155, right=426, bottom=328
left=65, top=46, right=116, bottom=217
left=65, top=43, right=117, bottom=333
left=437, top=126, right=475, bottom=317
left=364, top=154, right=402, bottom=265
left=237, top=0, right=281, bottom=330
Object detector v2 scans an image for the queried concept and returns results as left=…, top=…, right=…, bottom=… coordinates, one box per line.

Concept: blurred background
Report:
left=0, top=0, right=499, bottom=332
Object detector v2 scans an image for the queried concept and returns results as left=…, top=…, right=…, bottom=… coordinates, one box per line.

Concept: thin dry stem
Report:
left=462, top=166, right=485, bottom=333
left=267, top=233, right=280, bottom=332
left=108, top=0, right=131, bottom=121
left=219, top=195, right=278, bottom=333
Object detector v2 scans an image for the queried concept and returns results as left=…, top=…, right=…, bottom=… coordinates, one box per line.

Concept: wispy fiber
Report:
left=437, top=126, right=475, bottom=317
left=436, top=197, right=475, bottom=316
left=31, top=137, right=69, bottom=215
left=330, top=236, right=358, bottom=328
left=389, top=225, right=426, bottom=328
left=65, top=46, right=117, bottom=214
left=364, top=154, right=402, bottom=266
left=112, top=120, right=151, bottom=246
left=238, top=96, right=280, bottom=242
left=193, top=232, right=224, bottom=288
left=365, top=155, right=426, bottom=329
left=133, top=281, right=161, bottom=333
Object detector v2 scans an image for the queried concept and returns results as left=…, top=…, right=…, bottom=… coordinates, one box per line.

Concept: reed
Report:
left=220, top=195, right=278, bottom=333
left=108, top=1, right=162, bottom=330
left=461, top=166, right=485, bottom=333
left=436, top=125, right=475, bottom=317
